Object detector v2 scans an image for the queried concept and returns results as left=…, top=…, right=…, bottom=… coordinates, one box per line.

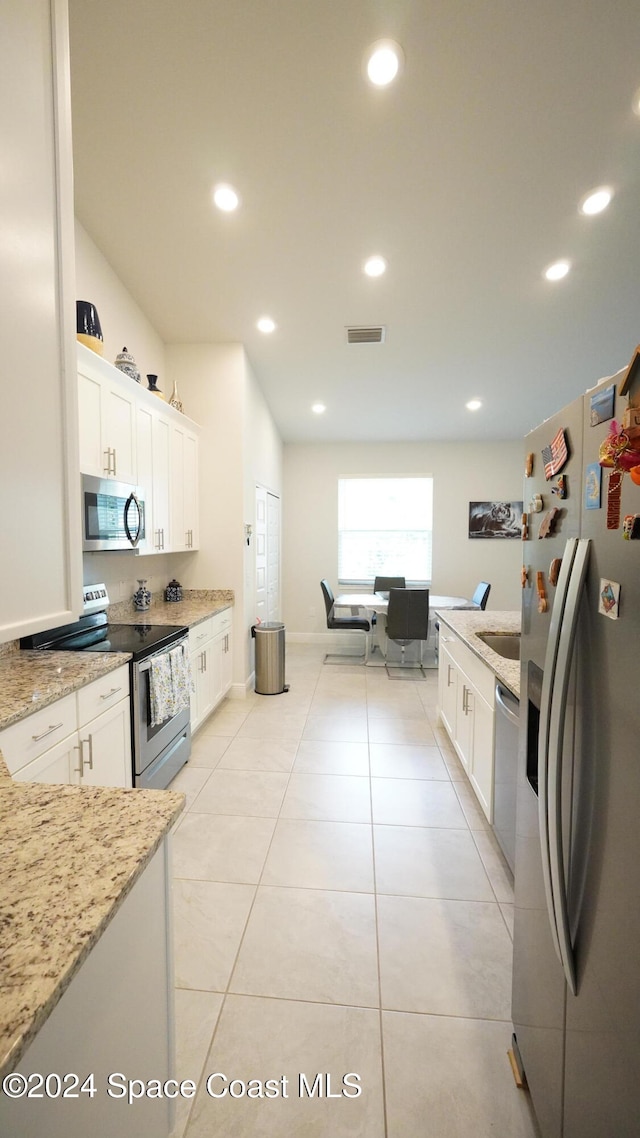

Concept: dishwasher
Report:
left=492, top=682, right=520, bottom=874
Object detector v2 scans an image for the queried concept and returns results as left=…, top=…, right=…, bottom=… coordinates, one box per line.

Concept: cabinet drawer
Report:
left=189, top=618, right=214, bottom=652
left=77, top=664, right=130, bottom=727
left=211, top=609, right=232, bottom=637
left=1, top=693, right=77, bottom=775
left=439, top=632, right=495, bottom=705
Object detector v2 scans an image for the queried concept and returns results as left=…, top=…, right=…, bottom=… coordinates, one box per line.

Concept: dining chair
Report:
left=385, top=587, right=430, bottom=674
left=373, top=576, right=406, bottom=594
left=472, top=581, right=491, bottom=610
left=320, top=579, right=371, bottom=664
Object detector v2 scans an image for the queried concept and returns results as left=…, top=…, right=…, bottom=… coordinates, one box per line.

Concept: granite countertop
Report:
left=434, top=609, right=521, bottom=698
left=108, top=588, right=234, bottom=628
left=0, top=650, right=132, bottom=732
left=0, top=757, right=184, bottom=1077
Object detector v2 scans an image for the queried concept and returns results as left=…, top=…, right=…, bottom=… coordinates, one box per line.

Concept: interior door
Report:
left=255, top=485, right=267, bottom=623
left=267, top=491, right=281, bottom=622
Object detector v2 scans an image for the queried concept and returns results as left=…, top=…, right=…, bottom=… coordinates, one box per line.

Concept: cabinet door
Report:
left=170, top=424, right=186, bottom=550
left=103, top=380, right=137, bottom=484
left=78, top=369, right=107, bottom=477
left=183, top=429, right=199, bottom=549
left=220, top=632, right=233, bottom=698
left=135, top=404, right=154, bottom=554
left=77, top=699, right=132, bottom=788
left=193, top=646, right=215, bottom=727
left=470, top=692, right=494, bottom=822
left=11, top=731, right=80, bottom=785
left=438, top=642, right=458, bottom=738
left=152, top=410, right=172, bottom=552
left=455, top=672, right=473, bottom=772
left=189, top=648, right=201, bottom=731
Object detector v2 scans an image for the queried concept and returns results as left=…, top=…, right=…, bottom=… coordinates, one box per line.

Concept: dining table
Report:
left=333, top=591, right=479, bottom=616
left=333, top=591, right=480, bottom=666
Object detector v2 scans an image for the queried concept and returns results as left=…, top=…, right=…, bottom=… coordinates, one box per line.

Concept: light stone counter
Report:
left=0, top=649, right=132, bottom=732
left=0, top=767, right=184, bottom=1077
left=435, top=609, right=521, bottom=698
left=108, top=587, right=234, bottom=628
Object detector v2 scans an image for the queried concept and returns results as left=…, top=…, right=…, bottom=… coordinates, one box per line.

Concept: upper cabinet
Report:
left=78, top=351, right=137, bottom=483
left=77, top=344, right=200, bottom=555
left=0, top=0, right=82, bottom=644
left=170, top=422, right=200, bottom=552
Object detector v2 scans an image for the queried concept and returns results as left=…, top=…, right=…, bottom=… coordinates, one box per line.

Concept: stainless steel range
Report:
left=21, top=586, right=191, bottom=789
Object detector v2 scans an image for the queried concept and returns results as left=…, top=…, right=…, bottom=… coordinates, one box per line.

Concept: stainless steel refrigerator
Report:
left=512, top=365, right=640, bottom=1138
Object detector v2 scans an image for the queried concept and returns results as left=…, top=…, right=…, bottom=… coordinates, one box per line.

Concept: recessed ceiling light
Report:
left=544, top=259, right=571, bottom=282
left=365, top=40, right=404, bottom=87
left=311, top=403, right=326, bottom=414
left=580, top=187, right=613, bottom=215
left=466, top=399, right=483, bottom=411
left=363, top=255, right=387, bottom=277
left=257, top=316, right=276, bottom=334
left=213, top=183, right=240, bottom=212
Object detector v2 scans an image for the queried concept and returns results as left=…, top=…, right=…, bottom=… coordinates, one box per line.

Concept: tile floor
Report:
left=167, top=646, right=540, bottom=1137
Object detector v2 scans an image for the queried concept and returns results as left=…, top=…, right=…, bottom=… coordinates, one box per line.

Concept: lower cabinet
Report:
left=0, top=842, right=175, bottom=1138
left=438, top=632, right=495, bottom=822
left=3, top=665, right=132, bottom=788
left=189, top=611, right=233, bottom=733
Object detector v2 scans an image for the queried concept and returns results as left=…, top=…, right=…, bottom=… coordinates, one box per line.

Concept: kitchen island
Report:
left=0, top=756, right=184, bottom=1137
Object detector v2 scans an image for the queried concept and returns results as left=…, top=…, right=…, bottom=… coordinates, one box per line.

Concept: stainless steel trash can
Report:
left=252, top=622, right=288, bottom=695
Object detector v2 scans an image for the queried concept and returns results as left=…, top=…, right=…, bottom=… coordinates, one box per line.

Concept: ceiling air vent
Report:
left=346, top=325, right=386, bottom=344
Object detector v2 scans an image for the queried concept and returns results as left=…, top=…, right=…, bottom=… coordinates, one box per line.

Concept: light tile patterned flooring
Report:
left=167, top=646, right=540, bottom=1138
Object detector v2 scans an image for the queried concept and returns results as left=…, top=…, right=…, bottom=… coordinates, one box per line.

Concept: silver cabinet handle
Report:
left=112, top=448, right=117, bottom=477
left=447, top=664, right=454, bottom=687
left=74, top=742, right=83, bottom=775
left=203, top=649, right=207, bottom=673
left=104, top=447, right=114, bottom=475
left=160, top=527, right=165, bottom=550
left=82, top=735, right=94, bottom=771
left=32, top=721, right=63, bottom=742
left=100, top=686, right=122, bottom=700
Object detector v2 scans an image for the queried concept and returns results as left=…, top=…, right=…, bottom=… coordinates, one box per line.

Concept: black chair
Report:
left=472, top=581, right=491, bottom=610
left=320, top=579, right=371, bottom=664
left=373, top=576, right=406, bottom=595
left=385, top=588, right=430, bottom=673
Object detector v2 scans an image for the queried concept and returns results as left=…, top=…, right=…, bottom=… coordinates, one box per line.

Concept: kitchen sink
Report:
left=477, top=632, right=521, bottom=660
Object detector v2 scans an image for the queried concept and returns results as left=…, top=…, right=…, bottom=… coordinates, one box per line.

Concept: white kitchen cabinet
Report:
left=78, top=349, right=137, bottom=483
left=438, top=629, right=495, bottom=822
left=189, top=612, right=232, bottom=732
left=12, top=734, right=79, bottom=786
left=0, top=0, right=82, bottom=645
left=76, top=698, right=132, bottom=788
left=2, top=666, right=132, bottom=788
left=135, top=402, right=172, bottom=554
left=0, top=843, right=175, bottom=1138
left=170, top=423, right=199, bottom=551
left=152, top=410, right=172, bottom=552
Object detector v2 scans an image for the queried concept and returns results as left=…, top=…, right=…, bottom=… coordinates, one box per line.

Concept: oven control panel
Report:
left=83, top=582, right=110, bottom=614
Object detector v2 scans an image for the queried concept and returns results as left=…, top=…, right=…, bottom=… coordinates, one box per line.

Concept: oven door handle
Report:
left=138, top=640, right=187, bottom=672
left=123, top=491, right=142, bottom=547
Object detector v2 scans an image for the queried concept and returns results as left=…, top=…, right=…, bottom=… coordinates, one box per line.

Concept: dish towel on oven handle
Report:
left=169, top=642, right=191, bottom=715
left=149, top=643, right=192, bottom=727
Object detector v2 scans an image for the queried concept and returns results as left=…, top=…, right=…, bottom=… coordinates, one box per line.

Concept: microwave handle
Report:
left=123, top=491, right=142, bottom=547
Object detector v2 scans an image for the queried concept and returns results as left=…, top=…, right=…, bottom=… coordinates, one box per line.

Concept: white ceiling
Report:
left=68, top=0, right=640, bottom=443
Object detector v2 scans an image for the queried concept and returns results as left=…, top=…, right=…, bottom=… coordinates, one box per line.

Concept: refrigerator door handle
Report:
left=547, top=537, right=591, bottom=997
left=538, top=538, right=578, bottom=970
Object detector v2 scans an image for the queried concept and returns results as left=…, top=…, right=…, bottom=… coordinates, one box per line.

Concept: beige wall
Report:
left=75, top=221, right=166, bottom=384
left=76, top=225, right=284, bottom=690
left=283, top=440, right=524, bottom=636
left=166, top=344, right=283, bottom=685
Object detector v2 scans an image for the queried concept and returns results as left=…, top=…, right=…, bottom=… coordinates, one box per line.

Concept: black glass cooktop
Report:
left=21, top=613, right=188, bottom=663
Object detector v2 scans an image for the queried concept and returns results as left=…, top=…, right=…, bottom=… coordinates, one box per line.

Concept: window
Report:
left=338, top=477, right=433, bottom=584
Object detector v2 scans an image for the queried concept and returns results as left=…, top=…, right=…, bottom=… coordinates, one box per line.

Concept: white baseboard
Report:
left=286, top=631, right=366, bottom=648
left=228, top=677, right=254, bottom=699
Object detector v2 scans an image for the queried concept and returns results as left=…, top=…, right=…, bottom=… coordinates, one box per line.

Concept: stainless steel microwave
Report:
left=81, top=474, right=145, bottom=552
